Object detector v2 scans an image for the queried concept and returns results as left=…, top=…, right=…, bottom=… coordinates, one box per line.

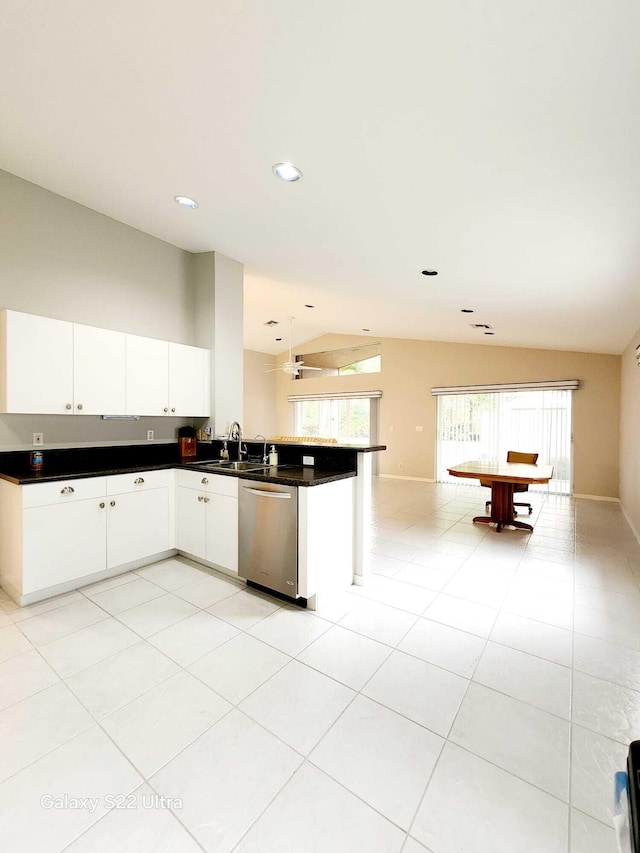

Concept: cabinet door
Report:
left=22, top=499, right=107, bottom=594
left=74, top=323, right=126, bottom=415
left=1, top=311, right=73, bottom=414
left=205, top=494, right=238, bottom=572
left=125, top=334, right=169, bottom=416
left=107, top=488, right=170, bottom=569
left=176, top=486, right=206, bottom=559
left=169, top=342, right=210, bottom=417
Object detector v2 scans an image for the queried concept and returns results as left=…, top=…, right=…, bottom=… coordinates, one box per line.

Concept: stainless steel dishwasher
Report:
left=238, top=479, right=298, bottom=596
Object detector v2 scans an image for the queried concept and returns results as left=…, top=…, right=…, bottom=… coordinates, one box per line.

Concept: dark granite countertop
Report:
left=0, top=440, right=384, bottom=487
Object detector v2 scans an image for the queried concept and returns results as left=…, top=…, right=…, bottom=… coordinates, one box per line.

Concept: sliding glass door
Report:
left=435, top=388, right=572, bottom=494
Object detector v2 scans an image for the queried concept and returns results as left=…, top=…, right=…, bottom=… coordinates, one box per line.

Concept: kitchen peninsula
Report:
left=0, top=440, right=385, bottom=608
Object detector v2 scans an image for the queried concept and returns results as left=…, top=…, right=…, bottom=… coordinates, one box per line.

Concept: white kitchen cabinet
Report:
left=0, top=470, right=174, bottom=604
left=169, top=342, right=210, bottom=417
left=0, top=310, right=74, bottom=414
left=106, top=487, right=171, bottom=568
left=175, top=470, right=238, bottom=573
left=0, top=310, right=210, bottom=417
left=73, top=323, right=126, bottom=415
left=126, top=335, right=210, bottom=417
left=205, top=492, right=238, bottom=571
left=125, top=334, right=170, bottom=416
left=23, top=499, right=107, bottom=594
left=176, top=487, right=206, bottom=558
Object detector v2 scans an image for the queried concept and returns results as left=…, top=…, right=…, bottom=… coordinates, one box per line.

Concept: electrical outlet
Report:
left=146, top=430, right=154, bottom=441
left=302, top=455, right=315, bottom=466
left=415, top=425, right=424, bottom=432
left=32, top=433, right=43, bottom=446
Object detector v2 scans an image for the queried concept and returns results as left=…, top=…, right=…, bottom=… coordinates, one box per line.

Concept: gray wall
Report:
left=0, top=170, right=197, bottom=449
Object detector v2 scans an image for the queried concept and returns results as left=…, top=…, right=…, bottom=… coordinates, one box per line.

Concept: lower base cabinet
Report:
left=23, top=499, right=107, bottom=593
left=10, top=471, right=173, bottom=598
left=175, top=471, right=238, bottom=573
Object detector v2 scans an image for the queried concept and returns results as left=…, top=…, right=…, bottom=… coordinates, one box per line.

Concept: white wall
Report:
left=243, top=349, right=277, bottom=439
left=620, top=328, right=640, bottom=538
left=0, top=169, right=229, bottom=450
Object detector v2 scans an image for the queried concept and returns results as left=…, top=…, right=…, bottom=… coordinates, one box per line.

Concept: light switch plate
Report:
left=302, top=455, right=314, bottom=466
left=32, top=432, right=43, bottom=446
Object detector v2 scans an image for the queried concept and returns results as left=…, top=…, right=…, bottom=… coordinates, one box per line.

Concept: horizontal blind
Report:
left=288, top=390, right=382, bottom=402
left=431, top=380, right=579, bottom=396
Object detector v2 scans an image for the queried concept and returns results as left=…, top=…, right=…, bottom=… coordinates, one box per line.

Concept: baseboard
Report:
left=573, top=493, right=620, bottom=502
left=378, top=474, right=436, bottom=483
left=621, top=504, right=640, bottom=547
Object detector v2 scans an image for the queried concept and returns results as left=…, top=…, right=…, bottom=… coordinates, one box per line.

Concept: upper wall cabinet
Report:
left=169, top=342, right=210, bottom=417
left=0, top=310, right=210, bottom=417
left=125, top=335, right=210, bottom=417
left=0, top=311, right=74, bottom=414
left=74, top=323, right=126, bottom=415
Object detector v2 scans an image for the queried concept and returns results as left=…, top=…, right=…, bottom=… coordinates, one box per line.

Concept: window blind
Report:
left=435, top=387, right=573, bottom=495
left=431, top=380, right=579, bottom=396
left=287, top=390, right=383, bottom=402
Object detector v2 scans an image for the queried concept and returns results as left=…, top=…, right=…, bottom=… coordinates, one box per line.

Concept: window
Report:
left=289, top=390, right=382, bottom=446
left=435, top=387, right=573, bottom=494
left=338, top=355, right=381, bottom=375
left=294, top=397, right=372, bottom=444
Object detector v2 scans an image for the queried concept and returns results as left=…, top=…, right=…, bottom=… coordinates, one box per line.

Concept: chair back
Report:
left=506, top=450, right=538, bottom=464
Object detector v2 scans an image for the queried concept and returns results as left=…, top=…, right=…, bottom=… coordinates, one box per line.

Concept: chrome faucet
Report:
left=254, top=434, right=268, bottom=464
left=228, top=422, right=247, bottom=461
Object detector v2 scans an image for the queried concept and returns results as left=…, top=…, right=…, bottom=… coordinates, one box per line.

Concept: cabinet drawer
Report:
left=22, top=477, right=107, bottom=509
left=176, top=469, right=238, bottom=497
left=107, top=469, right=173, bottom=495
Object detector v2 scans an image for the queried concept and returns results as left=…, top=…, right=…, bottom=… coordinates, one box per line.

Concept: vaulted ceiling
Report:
left=2, top=1, right=639, bottom=355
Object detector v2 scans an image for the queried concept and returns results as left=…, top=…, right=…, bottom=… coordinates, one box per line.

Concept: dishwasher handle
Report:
left=242, top=487, right=292, bottom=499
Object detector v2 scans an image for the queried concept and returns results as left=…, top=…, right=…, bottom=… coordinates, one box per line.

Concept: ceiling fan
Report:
left=265, top=317, right=323, bottom=376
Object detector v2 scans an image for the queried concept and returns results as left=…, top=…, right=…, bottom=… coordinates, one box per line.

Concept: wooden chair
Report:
left=481, top=450, right=539, bottom=516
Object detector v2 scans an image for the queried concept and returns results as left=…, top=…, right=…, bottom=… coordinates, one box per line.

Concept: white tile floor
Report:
left=1, top=479, right=639, bottom=851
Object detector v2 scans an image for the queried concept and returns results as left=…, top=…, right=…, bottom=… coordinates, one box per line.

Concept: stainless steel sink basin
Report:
left=191, top=461, right=270, bottom=471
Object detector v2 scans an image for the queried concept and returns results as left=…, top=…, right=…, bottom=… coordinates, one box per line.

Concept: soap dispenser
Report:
left=269, top=445, right=278, bottom=466
left=221, top=441, right=229, bottom=460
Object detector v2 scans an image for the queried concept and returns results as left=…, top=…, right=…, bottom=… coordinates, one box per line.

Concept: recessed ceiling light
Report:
left=421, top=270, right=438, bottom=276
left=275, top=337, right=282, bottom=342
left=264, top=320, right=279, bottom=326
left=305, top=304, right=314, bottom=308
left=461, top=308, right=474, bottom=313
left=484, top=331, right=495, bottom=335
left=174, top=195, right=198, bottom=209
left=362, top=328, right=370, bottom=332
left=272, top=162, right=303, bottom=182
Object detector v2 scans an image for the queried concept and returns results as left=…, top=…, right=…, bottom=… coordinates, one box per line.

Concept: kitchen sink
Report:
left=188, top=460, right=270, bottom=471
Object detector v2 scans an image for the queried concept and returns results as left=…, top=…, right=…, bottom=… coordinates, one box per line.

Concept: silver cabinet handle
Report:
left=197, top=495, right=204, bottom=502
left=163, top=407, right=169, bottom=413
left=110, top=500, right=116, bottom=507
left=201, top=477, right=209, bottom=484
left=99, top=502, right=105, bottom=509
left=65, top=403, right=72, bottom=410
left=77, top=403, right=83, bottom=411
left=203, top=497, right=210, bottom=503
left=60, top=486, right=75, bottom=494
left=134, top=477, right=144, bottom=484
left=171, top=407, right=176, bottom=413
left=242, top=487, right=292, bottom=499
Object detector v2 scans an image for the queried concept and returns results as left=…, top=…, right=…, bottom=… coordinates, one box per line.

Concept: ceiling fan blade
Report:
left=298, top=365, right=322, bottom=371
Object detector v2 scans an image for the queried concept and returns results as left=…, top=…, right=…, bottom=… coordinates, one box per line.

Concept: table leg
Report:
left=473, top=481, right=533, bottom=532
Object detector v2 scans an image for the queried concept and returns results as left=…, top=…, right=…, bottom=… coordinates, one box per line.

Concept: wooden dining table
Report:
left=447, top=460, right=554, bottom=532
